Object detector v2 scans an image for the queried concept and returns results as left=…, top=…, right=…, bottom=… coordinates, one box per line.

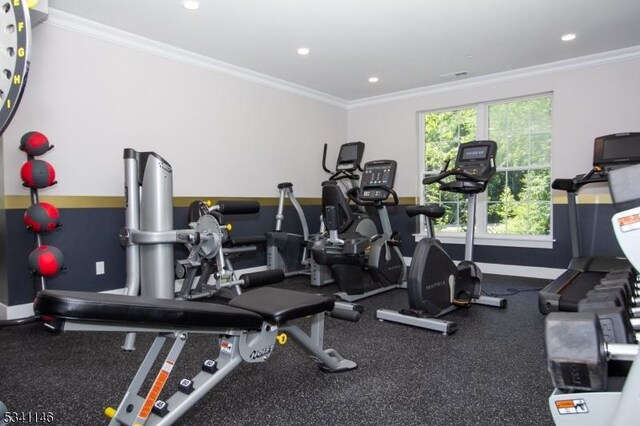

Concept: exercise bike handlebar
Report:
left=346, top=185, right=399, bottom=207
left=422, top=168, right=484, bottom=185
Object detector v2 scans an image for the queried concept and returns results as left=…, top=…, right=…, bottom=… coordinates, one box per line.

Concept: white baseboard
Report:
left=405, top=256, right=561, bottom=280
left=1, top=302, right=36, bottom=321
left=471, top=262, right=563, bottom=280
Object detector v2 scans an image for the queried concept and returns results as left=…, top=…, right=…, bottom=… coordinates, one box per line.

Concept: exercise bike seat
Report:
left=406, top=204, right=445, bottom=219
left=440, top=180, right=487, bottom=194
left=321, top=180, right=356, bottom=233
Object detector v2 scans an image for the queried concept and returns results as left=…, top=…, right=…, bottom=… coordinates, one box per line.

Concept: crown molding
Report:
left=43, top=9, right=640, bottom=112
left=45, top=8, right=348, bottom=109
left=348, top=45, right=640, bottom=109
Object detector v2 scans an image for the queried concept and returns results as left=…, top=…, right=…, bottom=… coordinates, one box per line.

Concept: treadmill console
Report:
left=454, top=140, right=497, bottom=182
left=336, top=141, right=365, bottom=172
left=360, top=160, right=397, bottom=201
left=593, top=132, right=640, bottom=169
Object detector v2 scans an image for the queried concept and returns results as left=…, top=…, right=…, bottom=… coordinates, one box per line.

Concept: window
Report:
left=421, top=94, right=552, bottom=246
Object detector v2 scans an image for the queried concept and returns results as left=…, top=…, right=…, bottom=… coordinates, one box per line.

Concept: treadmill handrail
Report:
left=552, top=168, right=608, bottom=193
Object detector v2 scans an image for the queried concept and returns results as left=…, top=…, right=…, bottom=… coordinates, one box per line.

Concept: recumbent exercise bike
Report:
left=376, top=140, right=507, bottom=334
left=310, top=158, right=406, bottom=302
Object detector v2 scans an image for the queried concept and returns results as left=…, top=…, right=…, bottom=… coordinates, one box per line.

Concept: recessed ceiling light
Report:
left=561, top=33, right=576, bottom=42
left=182, top=0, right=200, bottom=10
left=297, top=47, right=310, bottom=56
left=368, top=77, right=379, bottom=83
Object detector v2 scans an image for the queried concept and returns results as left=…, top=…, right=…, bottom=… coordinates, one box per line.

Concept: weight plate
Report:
left=0, top=0, right=30, bottom=136
left=195, top=214, right=223, bottom=259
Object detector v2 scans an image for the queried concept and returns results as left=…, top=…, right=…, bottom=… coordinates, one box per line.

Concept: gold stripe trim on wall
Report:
left=3, top=195, right=420, bottom=209
left=4, top=195, right=125, bottom=209
left=552, top=193, right=613, bottom=205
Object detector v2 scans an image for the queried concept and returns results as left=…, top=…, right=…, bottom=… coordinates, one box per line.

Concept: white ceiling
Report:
left=48, top=0, right=640, bottom=101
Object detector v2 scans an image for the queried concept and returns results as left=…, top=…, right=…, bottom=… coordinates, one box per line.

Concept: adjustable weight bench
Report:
left=34, top=287, right=357, bottom=426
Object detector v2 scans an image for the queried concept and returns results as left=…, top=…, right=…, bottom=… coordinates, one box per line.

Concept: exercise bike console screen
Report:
left=455, top=140, right=497, bottom=181
left=461, top=145, right=488, bottom=161
left=360, top=160, right=397, bottom=201
left=336, top=141, right=365, bottom=171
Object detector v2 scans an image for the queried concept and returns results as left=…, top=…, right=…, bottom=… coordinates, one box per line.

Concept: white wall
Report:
left=3, top=20, right=347, bottom=198
left=347, top=52, right=640, bottom=197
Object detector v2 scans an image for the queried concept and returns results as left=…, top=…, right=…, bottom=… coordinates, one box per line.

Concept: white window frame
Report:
left=416, top=93, right=554, bottom=249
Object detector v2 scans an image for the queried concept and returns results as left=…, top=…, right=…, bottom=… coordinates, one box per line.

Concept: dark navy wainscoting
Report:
left=3, top=202, right=623, bottom=306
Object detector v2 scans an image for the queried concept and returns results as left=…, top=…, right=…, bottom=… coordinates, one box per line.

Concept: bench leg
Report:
left=281, top=313, right=357, bottom=372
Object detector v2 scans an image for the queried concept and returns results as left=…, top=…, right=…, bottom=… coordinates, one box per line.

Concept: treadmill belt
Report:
left=557, top=271, right=605, bottom=311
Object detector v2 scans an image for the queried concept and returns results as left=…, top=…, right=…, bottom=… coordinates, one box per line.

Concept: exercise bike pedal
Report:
left=452, top=298, right=473, bottom=309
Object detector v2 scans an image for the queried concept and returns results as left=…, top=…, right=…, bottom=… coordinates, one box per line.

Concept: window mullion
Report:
left=475, top=104, right=488, bottom=236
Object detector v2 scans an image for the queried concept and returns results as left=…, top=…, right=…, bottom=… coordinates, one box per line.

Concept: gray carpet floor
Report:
left=0, top=274, right=554, bottom=426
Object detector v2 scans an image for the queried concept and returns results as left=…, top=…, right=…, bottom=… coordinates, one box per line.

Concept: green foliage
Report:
left=487, top=169, right=551, bottom=235
left=423, top=108, right=476, bottom=231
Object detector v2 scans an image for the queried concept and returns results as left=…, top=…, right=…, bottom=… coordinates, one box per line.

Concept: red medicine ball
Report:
left=20, top=159, right=56, bottom=189
left=28, top=245, right=64, bottom=277
left=24, top=202, right=60, bottom=232
left=19, top=131, right=50, bottom=157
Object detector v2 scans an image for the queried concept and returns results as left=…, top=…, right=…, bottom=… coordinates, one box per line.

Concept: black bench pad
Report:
left=34, top=290, right=264, bottom=330
left=229, top=287, right=334, bottom=325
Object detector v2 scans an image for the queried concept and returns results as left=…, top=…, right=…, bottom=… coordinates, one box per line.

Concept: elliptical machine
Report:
left=310, top=159, right=406, bottom=302
left=376, top=140, right=507, bottom=334
left=265, top=141, right=377, bottom=286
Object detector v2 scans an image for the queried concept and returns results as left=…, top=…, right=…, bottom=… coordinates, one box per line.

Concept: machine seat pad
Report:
left=34, top=290, right=264, bottom=330
left=229, top=287, right=334, bottom=325
left=406, top=204, right=445, bottom=218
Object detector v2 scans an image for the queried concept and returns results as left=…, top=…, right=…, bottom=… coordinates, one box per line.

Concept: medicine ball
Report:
left=28, top=245, right=64, bottom=277
left=24, top=202, right=60, bottom=232
left=20, top=159, right=56, bottom=188
left=19, top=131, right=50, bottom=157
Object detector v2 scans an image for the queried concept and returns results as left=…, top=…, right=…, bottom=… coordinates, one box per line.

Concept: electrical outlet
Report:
left=96, top=261, right=105, bottom=275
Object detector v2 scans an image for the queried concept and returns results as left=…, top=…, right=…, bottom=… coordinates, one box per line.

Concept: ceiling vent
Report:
left=440, top=71, right=469, bottom=79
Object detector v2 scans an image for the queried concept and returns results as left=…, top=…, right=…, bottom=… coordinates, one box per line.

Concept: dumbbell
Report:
left=545, top=311, right=639, bottom=392
left=575, top=269, right=640, bottom=344
left=579, top=284, right=640, bottom=343
left=578, top=303, right=638, bottom=344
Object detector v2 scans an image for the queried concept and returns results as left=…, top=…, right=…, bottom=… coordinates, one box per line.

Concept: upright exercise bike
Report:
left=376, top=140, right=507, bottom=334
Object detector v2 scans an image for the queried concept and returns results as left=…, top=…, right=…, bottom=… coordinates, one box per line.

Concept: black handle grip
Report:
left=215, top=201, right=260, bottom=215
left=240, top=269, right=285, bottom=288
left=328, top=308, right=361, bottom=322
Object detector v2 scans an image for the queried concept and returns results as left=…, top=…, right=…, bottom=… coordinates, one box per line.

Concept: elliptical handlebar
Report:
left=322, top=143, right=331, bottom=174
left=322, top=142, right=364, bottom=182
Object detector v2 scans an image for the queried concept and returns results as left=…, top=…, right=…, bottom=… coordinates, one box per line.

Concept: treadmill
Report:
left=539, top=133, right=640, bottom=314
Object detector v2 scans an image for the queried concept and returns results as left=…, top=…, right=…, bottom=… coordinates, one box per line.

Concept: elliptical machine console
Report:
left=376, top=140, right=506, bottom=334
left=334, top=141, right=365, bottom=172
